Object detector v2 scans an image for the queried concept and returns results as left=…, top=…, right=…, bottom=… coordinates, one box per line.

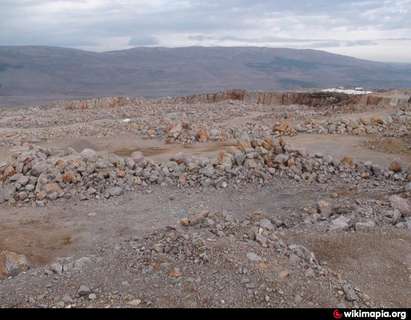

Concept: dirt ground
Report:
left=0, top=90, right=410, bottom=308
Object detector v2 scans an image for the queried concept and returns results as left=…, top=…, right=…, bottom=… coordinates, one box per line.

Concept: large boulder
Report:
left=389, top=195, right=411, bottom=217
left=31, top=161, right=49, bottom=177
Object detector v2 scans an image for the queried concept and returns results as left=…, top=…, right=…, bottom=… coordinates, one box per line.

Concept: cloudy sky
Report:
left=1, top=0, right=411, bottom=62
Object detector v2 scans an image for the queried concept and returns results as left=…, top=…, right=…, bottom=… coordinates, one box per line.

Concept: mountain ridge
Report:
left=1, top=45, right=411, bottom=106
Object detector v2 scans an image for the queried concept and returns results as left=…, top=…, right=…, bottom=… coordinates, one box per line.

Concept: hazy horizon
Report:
left=2, top=44, right=411, bottom=65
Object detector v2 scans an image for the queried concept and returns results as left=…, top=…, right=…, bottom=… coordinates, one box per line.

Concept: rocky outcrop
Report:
left=48, top=90, right=409, bottom=111
left=166, top=90, right=400, bottom=108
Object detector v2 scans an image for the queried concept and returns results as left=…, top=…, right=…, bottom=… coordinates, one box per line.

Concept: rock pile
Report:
left=129, top=210, right=370, bottom=307
left=299, top=197, right=411, bottom=232
left=61, top=97, right=143, bottom=110
left=0, top=137, right=408, bottom=205
left=297, top=112, right=410, bottom=137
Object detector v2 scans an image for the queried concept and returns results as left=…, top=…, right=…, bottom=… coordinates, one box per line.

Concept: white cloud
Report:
left=0, top=0, right=410, bottom=62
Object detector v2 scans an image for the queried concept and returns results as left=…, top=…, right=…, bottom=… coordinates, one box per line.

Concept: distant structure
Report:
left=321, top=88, right=373, bottom=95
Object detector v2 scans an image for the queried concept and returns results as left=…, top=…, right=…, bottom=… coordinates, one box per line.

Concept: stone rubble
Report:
left=16, top=208, right=362, bottom=307
left=0, top=136, right=408, bottom=206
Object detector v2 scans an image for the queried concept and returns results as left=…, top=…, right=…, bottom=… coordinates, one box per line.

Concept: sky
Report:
left=1, top=0, right=411, bottom=62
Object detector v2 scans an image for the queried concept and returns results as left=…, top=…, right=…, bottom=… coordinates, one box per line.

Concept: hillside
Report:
left=1, top=46, right=411, bottom=106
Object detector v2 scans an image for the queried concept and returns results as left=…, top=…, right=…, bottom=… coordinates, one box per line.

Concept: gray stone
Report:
left=274, top=153, right=289, bottom=164
left=108, top=186, right=123, bottom=197
left=2, top=185, right=16, bottom=201
left=49, top=262, right=63, bottom=274
left=288, top=254, right=300, bottom=265
left=61, top=294, right=73, bottom=304
left=25, top=184, right=35, bottom=192
left=77, top=285, right=91, bottom=297
left=80, top=148, right=97, bottom=162
left=317, top=200, right=332, bottom=217
left=0, top=250, right=30, bottom=277
left=31, top=162, right=48, bottom=177
left=387, top=209, right=402, bottom=225
left=125, top=158, right=135, bottom=170
left=16, top=175, right=29, bottom=186
left=244, top=159, right=258, bottom=169
left=255, top=233, right=268, bottom=247
left=342, top=284, right=358, bottom=302
left=389, top=195, right=411, bottom=217
left=329, top=215, right=351, bottom=231
left=96, top=159, right=109, bottom=169
left=233, top=152, right=246, bottom=166
left=289, top=244, right=317, bottom=265
left=258, top=218, right=274, bottom=231
left=246, top=252, right=262, bottom=262
left=355, top=220, right=376, bottom=231
left=88, top=293, right=97, bottom=300
left=130, top=151, right=144, bottom=164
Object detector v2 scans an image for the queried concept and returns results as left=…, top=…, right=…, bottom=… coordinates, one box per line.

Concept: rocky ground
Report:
left=0, top=90, right=410, bottom=308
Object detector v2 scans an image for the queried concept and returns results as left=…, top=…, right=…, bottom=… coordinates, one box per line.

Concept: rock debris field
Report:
left=0, top=89, right=410, bottom=308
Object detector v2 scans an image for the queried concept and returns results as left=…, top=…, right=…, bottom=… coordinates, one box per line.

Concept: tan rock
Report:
left=287, top=158, right=295, bottom=167
left=45, top=182, right=63, bottom=194
left=127, top=299, right=142, bottom=306
left=389, top=161, right=401, bottom=173
left=317, top=200, right=332, bottom=217
left=167, top=123, right=183, bottom=139
left=180, top=210, right=209, bottom=226
left=180, top=218, right=190, bottom=226
left=62, top=171, right=76, bottom=183
left=360, top=171, right=370, bottom=179
left=341, top=156, right=354, bottom=167
left=36, top=191, right=47, bottom=200
left=0, top=250, right=30, bottom=279
left=370, top=116, right=384, bottom=125
left=3, top=165, right=16, bottom=180
left=196, top=129, right=209, bottom=142
left=261, top=138, right=273, bottom=151
left=55, top=159, right=66, bottom=171
left=273, top=122, right=296, bottom=136
left=359, top=117, right=369, bottom=125
left=116, top=169, right=126, bottom=178
left=147, top=128, right=156, bottom=137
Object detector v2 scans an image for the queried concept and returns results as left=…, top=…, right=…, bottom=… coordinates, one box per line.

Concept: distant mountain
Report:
left=1, top=46, right=411, bottom=106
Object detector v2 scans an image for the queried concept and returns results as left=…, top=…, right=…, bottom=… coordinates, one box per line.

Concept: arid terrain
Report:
left=0, top=89, right=410, bottom=308
left=2, top=46, right=411, bottom=106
